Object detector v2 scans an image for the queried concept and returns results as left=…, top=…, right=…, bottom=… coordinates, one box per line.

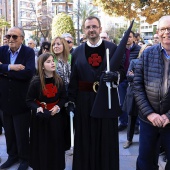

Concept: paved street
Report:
left=0, top=128, right=166, bottom=170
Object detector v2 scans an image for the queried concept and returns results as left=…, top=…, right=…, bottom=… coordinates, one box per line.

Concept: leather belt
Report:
left=78, top=81, right=99, bottom=93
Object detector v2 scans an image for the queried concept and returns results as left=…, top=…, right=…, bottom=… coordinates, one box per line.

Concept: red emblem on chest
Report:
left=43, top=83, right=58, bottom=98
left=88, top=53, right=102, bottom=67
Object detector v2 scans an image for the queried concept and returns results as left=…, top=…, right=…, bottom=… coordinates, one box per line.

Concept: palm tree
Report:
left=74, top=2, right=98, bottom=33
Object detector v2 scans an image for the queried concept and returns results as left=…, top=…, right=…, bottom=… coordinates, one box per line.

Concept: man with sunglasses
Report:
left=0, top=26, right=35, bottom=170
left=133, top=15, right=170, bottom=170
left=62, top=33, right=74, bottom=54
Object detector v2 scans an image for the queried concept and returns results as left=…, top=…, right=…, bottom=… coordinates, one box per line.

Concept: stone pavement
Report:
left=0, top=128, right=166, bottom=170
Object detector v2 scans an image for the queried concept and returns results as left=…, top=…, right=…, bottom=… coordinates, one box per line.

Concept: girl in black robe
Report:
left=26, top=53, right=67, bottom=170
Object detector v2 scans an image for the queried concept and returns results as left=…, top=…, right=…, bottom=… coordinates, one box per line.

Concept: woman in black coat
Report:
left=123, top=44, right=152, bottom=149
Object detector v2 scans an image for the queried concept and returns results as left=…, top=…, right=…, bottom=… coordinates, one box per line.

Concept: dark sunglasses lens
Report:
left=67, top=40, right=72, bottom=44
left=12, top=35, right=18, bottom=40
left=6, top=35, right=18, bottom=40
left=5, top=35, right=11, bottom=39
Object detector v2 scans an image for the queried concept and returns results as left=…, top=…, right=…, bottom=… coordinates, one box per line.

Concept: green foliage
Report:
left=132, top=21, right=140, bottom=33
left=74, top=2, right=98, bottom=32
left=113, top=37, right=120, bottom=45
left=106, top=26, right=127, bottom=45
left=0, top=16, right=10, bottom=28
left=52, top=13, right=75, bottom=39
left=30, top=35, right=40, bottom=46
left=153, top=25, right=157, bottom=35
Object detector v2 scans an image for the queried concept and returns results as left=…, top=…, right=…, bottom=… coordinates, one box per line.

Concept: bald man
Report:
left=100, top=32, right=110, bottom=41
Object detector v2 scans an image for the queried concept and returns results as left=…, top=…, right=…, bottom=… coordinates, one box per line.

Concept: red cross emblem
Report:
left=43, top=83, right=58, bottom=98
left=88, top=53, right=102, bottom=67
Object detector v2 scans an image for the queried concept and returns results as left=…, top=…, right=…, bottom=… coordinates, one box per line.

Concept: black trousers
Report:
left=3, top=111, right=31, bottom=161
left=127, top=115, right=138, bottom=141
left=0, top=109, right=3, bottom=131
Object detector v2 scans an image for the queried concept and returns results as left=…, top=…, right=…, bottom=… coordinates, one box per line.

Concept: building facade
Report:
left=140, top=17, right=158, bottom=40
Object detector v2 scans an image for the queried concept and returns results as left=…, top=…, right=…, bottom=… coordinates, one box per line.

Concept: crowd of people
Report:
left=0, top=15, right=170, bottom=170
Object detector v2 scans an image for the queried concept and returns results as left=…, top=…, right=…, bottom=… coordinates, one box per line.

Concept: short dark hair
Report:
left=130, top=31, right=135, bottom=37
left=84, top=16, right=101, bottom=28
left=124, top=30, right=135, bottom=37
left=135, top=33, right=140, bottom=38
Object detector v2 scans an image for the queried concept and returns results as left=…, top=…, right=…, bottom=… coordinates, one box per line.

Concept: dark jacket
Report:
left=123, top=59, right=139, bottom=116
left=122, top=43, right=141, bottom=64
left=127, top=59, right=139, bottom=84
left=0, top=45, right=35, bottom=115
left=133, top=44, right=170, bottom=124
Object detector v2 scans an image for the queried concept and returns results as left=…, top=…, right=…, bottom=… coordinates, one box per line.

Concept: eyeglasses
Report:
left=153, top=37, right=159, bottom=39
left=5, top=34, right=23, bottom=40
left=101, top=37, right=107, bottom=39
left=67, top=40, right=73, bottom=44
left=85, top=25, right=100, bottom=31
left=159, top=27, right=170, bottom=33
left=43, top=48, right=49, bottom=51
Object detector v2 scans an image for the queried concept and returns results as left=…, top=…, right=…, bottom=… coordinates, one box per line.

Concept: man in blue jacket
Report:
left=0, top=26, right=35, bottom=170
left=134, top=15, right=170, bottom=170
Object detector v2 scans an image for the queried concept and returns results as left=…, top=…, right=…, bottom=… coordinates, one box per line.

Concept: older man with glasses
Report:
left=0, top=26, right=35, bottom=170
left=100, top=32, right=110, bottom=41
left=134, top=15, right=170, bottom=170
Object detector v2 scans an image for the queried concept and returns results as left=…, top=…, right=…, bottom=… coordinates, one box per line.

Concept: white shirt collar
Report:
left=87, top=38, right=103, bottom=48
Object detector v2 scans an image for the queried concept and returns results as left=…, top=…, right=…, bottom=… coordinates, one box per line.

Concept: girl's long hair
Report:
left=37, top=52, right=63, bottom=90
left=51, top=36, right=69, bottom=63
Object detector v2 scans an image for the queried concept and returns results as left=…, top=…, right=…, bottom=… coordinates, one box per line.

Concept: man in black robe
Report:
left=67, top=16, right=125, bottom=170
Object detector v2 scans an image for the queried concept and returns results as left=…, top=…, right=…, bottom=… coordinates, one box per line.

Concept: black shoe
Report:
left=134, top=127, right=139, bottom=134
left=0, top=156, right=18, bottom=169
left=118, top=125, right=127, bottom=131
left=17, top=161, right=29, bottom=170
left=0, top=127, right=2, bottom=135
left=123, top=141, right=132, bottom=149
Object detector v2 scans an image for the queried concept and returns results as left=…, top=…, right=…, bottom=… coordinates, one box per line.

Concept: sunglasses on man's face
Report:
left=5, top=34, right=22, bottom=40
left=67, top=40, right=73, bottom=44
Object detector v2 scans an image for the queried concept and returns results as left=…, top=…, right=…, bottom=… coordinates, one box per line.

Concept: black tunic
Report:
left=69, top=41, right=124, bottom=170
left=26, top=76, right=67, bottom=170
